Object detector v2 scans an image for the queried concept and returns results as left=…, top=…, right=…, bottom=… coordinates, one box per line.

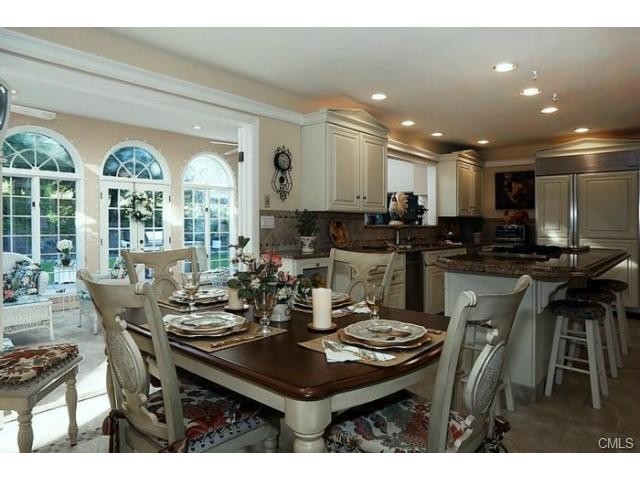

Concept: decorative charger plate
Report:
left=165, top=312, right=245, bottom=337
left=338, top=329, right=432, bottom=350
left=167, top=322, right=250, bottom=339
left=329, top=219, right=350, bottom=248
left=343, top=319, right=428, bottom=347
left=170, top=288, right=227, bottom=305
left=294, top=292, right=351, bottom=305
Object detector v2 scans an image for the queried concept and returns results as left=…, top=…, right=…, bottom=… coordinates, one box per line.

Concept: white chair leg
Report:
left=584, top=320, right=602, bottom=409
left=66, top=375, right=79, bottom=446
left=92, top=313, right=99, bottom=335
left=0, top=410, right=4, bottom=430
left=545, top=315, right=564, bottom=397
left=615, top=292, right=629, bottom=355
left=77, top=309, right=83, bottom=328
left=602, top=305, right=620, bottom=377
left=593, top=322, right=608, bottom=397
left=263, top=418, right=280, bottom=453
left=17, top=409, right=34, bottom=453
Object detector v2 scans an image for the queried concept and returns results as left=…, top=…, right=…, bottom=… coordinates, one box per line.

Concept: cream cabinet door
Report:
left=578, top=171, right=639, bottom=240
left=425, top=266, right=446, bottom=314
left=469, top=165, right=482, bottom=216
left=328, top=124, right=360, bottom=210
left=580, top=238, right=639, bottom=308
left=536, top=175, right=570, bottom=243
left=360, top=133, right=387, bottom=212
left=457, top=162, right=472, bottom=216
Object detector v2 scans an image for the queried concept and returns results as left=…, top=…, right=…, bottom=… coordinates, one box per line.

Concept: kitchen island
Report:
left=437, top=248, right=629, bottom=402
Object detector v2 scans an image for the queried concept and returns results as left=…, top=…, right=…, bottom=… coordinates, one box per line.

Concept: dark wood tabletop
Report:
left=128, top=306, right=449, bottom=402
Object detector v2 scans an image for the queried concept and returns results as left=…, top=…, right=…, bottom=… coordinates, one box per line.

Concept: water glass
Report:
left=365, top=283, right=384, bottom=323
left=253, top=287, right=276, bottom=335
left=180, top=270, right=200, bottom=312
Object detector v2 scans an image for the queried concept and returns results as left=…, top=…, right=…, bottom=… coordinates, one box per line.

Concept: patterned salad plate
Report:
left=294, top=292, right=352, bottom=310
left=165, top=312, right=247, bottom=338
left=342, top=319, right=429, bottom=348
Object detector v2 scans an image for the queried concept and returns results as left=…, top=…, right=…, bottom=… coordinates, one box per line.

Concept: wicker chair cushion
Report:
left=547, top=299, right=605, bottom=320
left=9, top=260, right=42, bottom=296
left=587, top=278, right=628, bottom=293
left=325, top=391, right=472, bottom=453
left=0, top=343, right=79, bottom=386
left=567, top=287, right=615, bottom=304
left=145, top=376, right=270, bottom=453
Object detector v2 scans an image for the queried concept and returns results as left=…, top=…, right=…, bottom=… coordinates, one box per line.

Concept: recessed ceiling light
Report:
left=540, top=106, right=559, bottom=114
left=431, top=132, right=444, bottom=137
left=401, top=120, right=415, bottom=127
left=492, top=62, right=518, bottom=73
left=370, top=93, right=387, bottom=101
left=477, top=139, right=490, bottom=145
left=574, top=127, right=590, bottom=133
left=520, top=87, right=543, bottom=97
left=192, top=125, right=203, bottom=131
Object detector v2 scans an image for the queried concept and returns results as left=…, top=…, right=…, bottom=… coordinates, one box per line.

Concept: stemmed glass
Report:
left=180, top=270, right=201, bottom=312
left=365, top=283, right=384, bottom=325
left=253, top=285, right=276, bottom=335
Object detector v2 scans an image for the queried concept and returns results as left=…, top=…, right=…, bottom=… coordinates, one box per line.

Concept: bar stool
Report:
left=588, top=278, right=631, bottom=355
left=545, top=299, right=608, bottom=409
left=566, top=287, right=622, bottom=377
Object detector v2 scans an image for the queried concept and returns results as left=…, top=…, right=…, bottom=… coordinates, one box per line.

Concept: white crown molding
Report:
left=483, top=158, right=535, bottom=168
left=387, top=139, right=439, bottom=163
left=0, top=28, right=305, bottom=126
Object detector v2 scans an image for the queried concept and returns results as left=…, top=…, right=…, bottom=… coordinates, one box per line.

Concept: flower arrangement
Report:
left=120, top=191, right=153, bottom=222
left=227, top=250, right=283, bottom=301
left=56, top=239, right=74, bottom=266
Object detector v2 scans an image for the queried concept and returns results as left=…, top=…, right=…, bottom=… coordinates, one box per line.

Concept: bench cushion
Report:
left=0, top=343, right=79, bottom=386
left=325, top=391, right=473, bottom=453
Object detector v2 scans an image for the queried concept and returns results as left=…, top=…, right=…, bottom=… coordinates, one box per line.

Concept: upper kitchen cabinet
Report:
left=535, top=174, right=570, bottom=246
left=301, top=109, right=389, bottom=212
left=437, top=150, right=483, bottom=217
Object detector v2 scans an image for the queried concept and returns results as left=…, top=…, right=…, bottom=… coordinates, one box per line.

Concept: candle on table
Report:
left=312, top=288, right=332, bottom=329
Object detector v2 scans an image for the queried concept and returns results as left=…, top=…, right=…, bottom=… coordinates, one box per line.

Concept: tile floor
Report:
left=1, top=309, right=638, bottom=452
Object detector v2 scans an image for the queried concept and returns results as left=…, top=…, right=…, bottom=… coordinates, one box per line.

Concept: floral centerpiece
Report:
left=57, top=239, right=74, bottom=266
left=120, top=191, right=153, bottom=223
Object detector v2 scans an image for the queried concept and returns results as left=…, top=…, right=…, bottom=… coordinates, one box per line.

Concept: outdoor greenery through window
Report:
left=2, top=130, right=79, bottom=277
left=183, top=155, right=235, bottom=270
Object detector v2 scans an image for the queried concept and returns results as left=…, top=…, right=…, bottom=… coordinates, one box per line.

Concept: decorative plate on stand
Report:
left=329, top=219, right=350, bottom=247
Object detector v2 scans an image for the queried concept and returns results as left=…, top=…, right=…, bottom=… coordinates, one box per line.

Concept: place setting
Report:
left=157, top=272, right=228, bottom=313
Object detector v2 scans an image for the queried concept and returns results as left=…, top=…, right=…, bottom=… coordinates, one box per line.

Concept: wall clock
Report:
left=272, top=145, right=293, bottom=201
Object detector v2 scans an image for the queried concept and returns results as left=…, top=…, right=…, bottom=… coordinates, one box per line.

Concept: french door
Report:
left=99, top=180, right=171, bottom=272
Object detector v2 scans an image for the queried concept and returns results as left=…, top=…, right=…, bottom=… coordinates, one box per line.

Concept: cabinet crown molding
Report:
left=439, top=149, right=483, bottom=167
left=303, top=108, right=389, bottom=138
left=536, top=138, right=640, bottom=158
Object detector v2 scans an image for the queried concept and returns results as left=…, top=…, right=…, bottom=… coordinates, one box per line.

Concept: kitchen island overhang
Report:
left=437, top=248, right=629, bottom=404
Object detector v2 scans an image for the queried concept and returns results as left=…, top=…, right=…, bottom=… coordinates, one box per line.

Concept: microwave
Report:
left=495, top=224, right=527, bottom=243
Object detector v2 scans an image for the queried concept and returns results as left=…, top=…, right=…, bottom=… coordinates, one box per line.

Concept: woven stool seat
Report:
left=547, top=299, right=605, bottom=320
left=567, top=287, right=615, bottom=305
left=587, top=278, right=628, bottom=293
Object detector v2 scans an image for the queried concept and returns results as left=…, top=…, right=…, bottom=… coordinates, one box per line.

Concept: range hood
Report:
left=535, top=138, right=640, bottom=176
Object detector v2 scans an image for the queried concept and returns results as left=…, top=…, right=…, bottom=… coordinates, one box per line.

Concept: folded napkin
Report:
left=322, top=339, right=395, bottom=363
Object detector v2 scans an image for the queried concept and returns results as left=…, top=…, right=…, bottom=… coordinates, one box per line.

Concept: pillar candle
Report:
left=228, top=287, right=243, bottom=309
left=312, top=288, right=332, bottom=329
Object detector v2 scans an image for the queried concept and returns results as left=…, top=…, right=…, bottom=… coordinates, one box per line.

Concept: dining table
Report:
left=126, top=303, right=449, bottom=453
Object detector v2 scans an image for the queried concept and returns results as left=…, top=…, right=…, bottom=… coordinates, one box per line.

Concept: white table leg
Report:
left=66, top=374, right=79, bottom=445
left=284, top=398, right=331, bottom=453
left=17, top=410, right=34, bottom=453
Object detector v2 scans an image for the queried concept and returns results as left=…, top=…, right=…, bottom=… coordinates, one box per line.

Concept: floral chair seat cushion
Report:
left=8, top=260, right=42, bottom=296
left=145, top=376, right=270, bottom=452
left=0, top=343, right=79, bottom=386
left=325, top=391, right=473, bottom=453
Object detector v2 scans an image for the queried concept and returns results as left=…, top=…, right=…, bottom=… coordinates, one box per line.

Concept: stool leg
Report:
left=66, top=374, right=79, bottom=446
left=602, top=304, right=620, bottom=377
left=545, top=315, right=564, bottom=397
left=615, top=292, right=630, bottom=355
left=566, top=320, right=583, bottom=369
left=594, top=321, right=608, bottom=397
left=17, top=410, right=34, bottom=453
left=584, top=320, right=602, bottom=409
left=556, top=316, right=570, bottom=385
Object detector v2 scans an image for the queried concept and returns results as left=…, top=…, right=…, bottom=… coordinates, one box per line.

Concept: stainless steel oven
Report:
left=495, top=224, right=527, bottom=243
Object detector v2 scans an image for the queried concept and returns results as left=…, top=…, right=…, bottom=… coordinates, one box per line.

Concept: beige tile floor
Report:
left=2, top=310, right=638, bottom=452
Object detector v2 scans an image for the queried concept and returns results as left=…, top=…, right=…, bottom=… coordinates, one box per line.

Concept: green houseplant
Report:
left=294, top=209, right=318, bottom=254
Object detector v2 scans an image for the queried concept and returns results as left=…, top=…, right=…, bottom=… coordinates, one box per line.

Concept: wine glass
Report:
left=365, top=283, right=384, bottom=324
left=253, top=286, right=276, bottom=335
left=180, top=271, right=201, bottom=312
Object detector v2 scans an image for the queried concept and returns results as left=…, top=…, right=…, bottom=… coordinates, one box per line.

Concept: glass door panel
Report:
left=39, top=179, right=77, bottom=275
left=2, top=176, right=33, bottom=256
left=209, top=190, right=231, bottom=270
left=142, top=189, right=166, bottom=252
left=106, top=186, right=132, bottom=269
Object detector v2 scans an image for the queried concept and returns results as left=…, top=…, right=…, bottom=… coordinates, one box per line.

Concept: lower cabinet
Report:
left=423, top=248, right=467, bottom=314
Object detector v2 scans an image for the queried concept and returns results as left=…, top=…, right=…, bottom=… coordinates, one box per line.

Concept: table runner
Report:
left=142, top=321, right=287, bottom=353
left=298, top=328, right=446, bottom=368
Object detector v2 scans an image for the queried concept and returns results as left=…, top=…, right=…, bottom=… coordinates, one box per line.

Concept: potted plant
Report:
left=57, top=239, right=74, bottom=266
left=295, top=209, right=318, bottom=254
left=227, top=236, right=252, bottom=310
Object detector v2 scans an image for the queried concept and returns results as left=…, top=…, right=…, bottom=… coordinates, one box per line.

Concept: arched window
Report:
left=183, top=154, right=235, bottom=271
left=99, top=141, right=170, bottom=272
left=2, top=127, right=84, bottom=276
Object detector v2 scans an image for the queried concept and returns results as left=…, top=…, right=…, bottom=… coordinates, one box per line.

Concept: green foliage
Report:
left=294, top=209, right=318, bottom=236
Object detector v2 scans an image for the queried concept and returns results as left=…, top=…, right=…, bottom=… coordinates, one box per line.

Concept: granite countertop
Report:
left=436, top=248, right=630, bottom=280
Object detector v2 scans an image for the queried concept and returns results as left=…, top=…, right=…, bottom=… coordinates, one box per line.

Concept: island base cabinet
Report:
left=444, top=272, right=564, bottom=403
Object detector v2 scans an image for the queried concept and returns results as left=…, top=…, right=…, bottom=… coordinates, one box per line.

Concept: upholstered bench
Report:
left=0, top=343, right=83, bottom=452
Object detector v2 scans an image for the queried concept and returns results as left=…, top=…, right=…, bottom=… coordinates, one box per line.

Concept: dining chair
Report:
left=77, top=269, right=279, bottom=453
left=122, top=248, right=199, bottom=301
left=324, top=276, right=531, bottom=453
left=326, top=248, right=397, bottom=304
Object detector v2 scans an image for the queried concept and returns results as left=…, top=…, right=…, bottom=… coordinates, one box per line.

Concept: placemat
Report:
left=298, top=328, right=446, bottom=368
left=142, top=321, right=287, bottom=353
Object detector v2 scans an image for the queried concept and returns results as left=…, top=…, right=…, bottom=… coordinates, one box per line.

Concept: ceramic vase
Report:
left=298, top=236, right=317, bottom=254
left=270, top=299, right=292, bottom=323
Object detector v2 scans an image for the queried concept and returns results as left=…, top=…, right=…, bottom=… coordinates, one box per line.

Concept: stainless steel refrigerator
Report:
left=535, top=138, right=640, bottom=308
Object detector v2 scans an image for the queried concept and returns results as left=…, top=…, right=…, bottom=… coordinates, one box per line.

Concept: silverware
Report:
left=323, top=340, right=376, bottom=361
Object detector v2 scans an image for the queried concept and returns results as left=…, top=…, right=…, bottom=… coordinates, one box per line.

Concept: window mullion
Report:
left=32, top=177, right=41, bottom=263
left=205, top=189, right=212, bottom=265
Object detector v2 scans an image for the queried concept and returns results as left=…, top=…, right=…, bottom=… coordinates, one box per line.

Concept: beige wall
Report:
left=7, top=112, right=237, bottom=273
left=482, top=163, right=536, bottom=219
left=259, top=117, right=302, bottom=210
